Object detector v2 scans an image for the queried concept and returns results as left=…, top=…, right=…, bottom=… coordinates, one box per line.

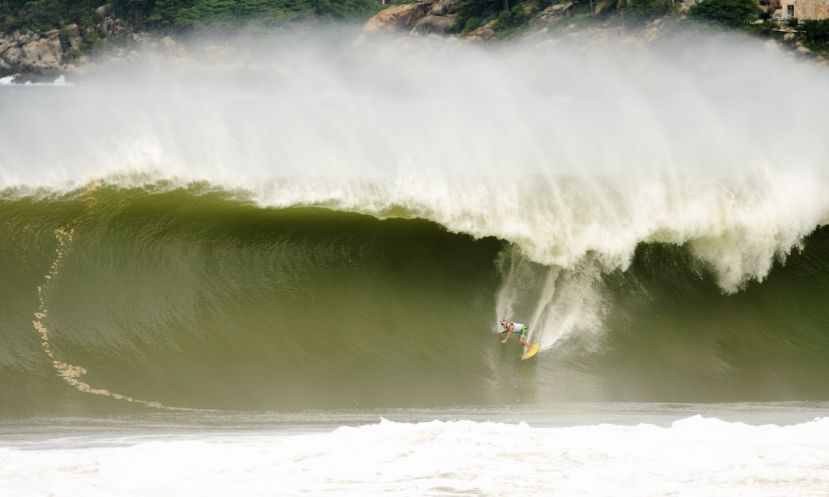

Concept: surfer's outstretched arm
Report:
left=500, top=324, right=514, bottom=344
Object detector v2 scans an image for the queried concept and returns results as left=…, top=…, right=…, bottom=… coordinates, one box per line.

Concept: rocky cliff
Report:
left=0, top=4, right=127, bottom=81
left=363, top=0, right=462, bottom=36
left=361, top=0, right=575, bottom=42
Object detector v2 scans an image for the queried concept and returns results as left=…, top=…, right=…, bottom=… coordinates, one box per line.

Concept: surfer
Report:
left=499, top=319, right=531, bottom=349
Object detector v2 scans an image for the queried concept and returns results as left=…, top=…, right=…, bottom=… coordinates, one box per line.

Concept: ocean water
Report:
left=1, top=26, right=829, bottom=495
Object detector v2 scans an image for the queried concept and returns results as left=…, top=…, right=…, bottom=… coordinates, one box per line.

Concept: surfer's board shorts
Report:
left=517, top=326, right=529, bottom=338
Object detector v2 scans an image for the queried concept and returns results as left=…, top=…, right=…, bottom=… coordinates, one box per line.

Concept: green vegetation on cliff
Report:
left=0, top=0, right=380, bottom=33
left=2, top=0, right=101, bottom=32
left=687, top=0, right=759, bottom=26
left=801, top=19, right=829, bottom=52
left=457, top=0, right=676, bottom=35
left=115, top=0, right=379, bottom=28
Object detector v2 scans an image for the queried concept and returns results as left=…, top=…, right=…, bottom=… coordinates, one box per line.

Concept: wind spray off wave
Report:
left=2, top=29, right=828, bottom=277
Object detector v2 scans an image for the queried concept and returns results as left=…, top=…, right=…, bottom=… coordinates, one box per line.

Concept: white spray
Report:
left=2, top=27, right=828, bottom=350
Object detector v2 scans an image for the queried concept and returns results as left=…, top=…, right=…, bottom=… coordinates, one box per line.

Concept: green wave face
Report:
left=2, top=187, right=829, bottom=415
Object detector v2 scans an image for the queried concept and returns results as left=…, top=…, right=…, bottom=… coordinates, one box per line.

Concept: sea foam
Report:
left=2, top=416, right=828, bottom=496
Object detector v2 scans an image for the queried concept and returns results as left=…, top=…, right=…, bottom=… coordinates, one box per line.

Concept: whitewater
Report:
left=2, top=25, right=829, bottom=496
left=2, top=408, right=829, bottom=497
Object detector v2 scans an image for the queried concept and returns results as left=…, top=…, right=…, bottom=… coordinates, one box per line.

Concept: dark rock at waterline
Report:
left=22, top=31, right=63, bottom=69
left=0, top=29, right=63, bottom=77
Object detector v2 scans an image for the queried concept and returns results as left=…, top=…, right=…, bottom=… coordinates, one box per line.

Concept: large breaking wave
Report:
left=1, top=27, right=829, bottom=413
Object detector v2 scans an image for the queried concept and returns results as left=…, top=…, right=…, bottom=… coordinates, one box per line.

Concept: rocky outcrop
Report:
left=363, top=0, right=460, bottom=37
left=0, top=30, right=63, bottom=76
left=363, top=2, right=436, bottom=35
left=65, top=24, right=83, bottom=53
left=95, top=3, right=114, bottom=19
left=529, top=2, right=575, bottom=28
left=362, top=0, right=576, bottom=41
left=466, top=21, right=498, bottom=43
left=0, top=6, right=130, bottom=80
left=96, top=15, right=128, bottom=37
left=413, top=12, right=458, bottom=35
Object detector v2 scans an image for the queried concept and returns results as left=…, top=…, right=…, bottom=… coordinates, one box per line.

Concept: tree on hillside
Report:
left=688, top=0, right=760, bottom=27
left=2, top=0, right=102, bottom=31
left=589, top=0, right=674, bottom=18
left=3, top=0, right=378, bottom=33
left=625, top=0, right=674, bottom=18
left=800, top=19, right=829, bottom=50
left=312, top=0, right=377, bottom=18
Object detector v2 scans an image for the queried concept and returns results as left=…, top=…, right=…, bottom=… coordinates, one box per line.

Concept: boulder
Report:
left=428, top=0, right=461, bottom=16
left=413, top=14, right=458, bottom=34
left=440, top=0, right=461, bottom=10
left=99, top=17, right=115, bottom=36
left=1, top=46, right=23, bottom=66
left=429, top=3, right=447, bottom=15
left=95, top=3, right=113, bottom=20
left=467, top=20, right=498, bottom=43
left=22, top=40, right=62, bottom=70
left=96, top=12, right=127, bottom=37
left=529, top=2, right=574, bottom=27
left=796, top=43, right=812, bottom=55
left=363, top=1, right=436, bottom=35
left=362, top=0, right=462, bottom=37
left=0, top=36, right=13, bottom=55
left=14, top=30, right=33, bottom=45
left=13, top=30, right=64, bottom=73
left=65, top=23, right=83, bottom=52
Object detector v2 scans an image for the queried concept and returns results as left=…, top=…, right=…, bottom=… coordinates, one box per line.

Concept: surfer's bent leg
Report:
left=518, top=328, right=530, bottom=348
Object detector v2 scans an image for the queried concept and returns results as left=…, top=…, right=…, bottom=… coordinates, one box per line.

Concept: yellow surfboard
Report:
left=521, top=343, right=541, bottom=360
